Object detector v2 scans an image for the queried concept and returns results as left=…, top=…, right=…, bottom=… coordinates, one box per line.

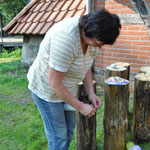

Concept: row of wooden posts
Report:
left=76, top=62, right=150, bottom=150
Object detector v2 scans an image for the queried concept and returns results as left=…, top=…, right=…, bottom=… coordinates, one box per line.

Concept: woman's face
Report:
left=84, top=37, right=104, bottom=49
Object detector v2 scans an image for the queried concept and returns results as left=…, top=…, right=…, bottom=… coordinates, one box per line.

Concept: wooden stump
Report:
left=139, top=66, right=150, bottom=73
left=113, top=62, right=130, bottom=80
left=106, top=64, right=128, bottom=80
left=104, top=77, right=129, bottom=150
left=131, top=73, right=150, bottom=143
left=113, top=62, right=131, bottom=116
left=76, top=81, right=96, bottom=150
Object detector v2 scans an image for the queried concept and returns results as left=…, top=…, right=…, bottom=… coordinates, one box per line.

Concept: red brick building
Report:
left=94, top=0, right=150, bottom=90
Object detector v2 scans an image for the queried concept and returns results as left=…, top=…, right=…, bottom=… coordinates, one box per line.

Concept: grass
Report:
left=0, top=49, right=150, bottom=150
left=0, top=49, right=48, bottom=150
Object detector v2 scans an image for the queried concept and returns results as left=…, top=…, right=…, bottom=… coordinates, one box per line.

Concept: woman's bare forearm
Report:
left=83, top=68, right=95, bottom=96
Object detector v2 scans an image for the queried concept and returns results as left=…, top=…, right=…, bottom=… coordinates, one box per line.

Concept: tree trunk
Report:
left=104, top=77, right=129, bottom=150
left=106, top=64, right=128, bottom=80
left=131, top=73, right=150, bottom=143
left=76, top=81, right=96, bottom=150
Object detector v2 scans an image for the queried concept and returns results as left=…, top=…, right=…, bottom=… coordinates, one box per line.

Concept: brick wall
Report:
left=94, top=0, right=150, bottom=91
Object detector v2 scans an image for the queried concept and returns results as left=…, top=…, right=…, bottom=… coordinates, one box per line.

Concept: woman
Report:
left=27, top=8, right=121, bottom=150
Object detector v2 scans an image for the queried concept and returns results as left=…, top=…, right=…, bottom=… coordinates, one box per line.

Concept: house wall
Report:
left=94, top=0, right=150, bottom=91
left=21, top=35, right=44, bottom=68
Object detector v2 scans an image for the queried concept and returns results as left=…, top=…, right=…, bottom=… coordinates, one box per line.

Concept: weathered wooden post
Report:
left=113, top=62, right=131, bottom=116
left=76, top=81, right=96, bottom=150
left=139, top=66, right=150, bottom=73
left=131, top=73, right=150, bottom=142
left=104, top=77, right=129, bottom=150
left=113, top=62, right=130, bottom=80
left=106, top=64, right=129, bottom=80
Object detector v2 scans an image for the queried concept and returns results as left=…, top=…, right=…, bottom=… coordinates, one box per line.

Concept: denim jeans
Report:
left=31, top=92, right=76, bottom=150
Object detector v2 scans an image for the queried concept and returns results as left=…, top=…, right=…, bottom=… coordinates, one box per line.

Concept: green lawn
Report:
left=0, top=49, right=150, bottom=150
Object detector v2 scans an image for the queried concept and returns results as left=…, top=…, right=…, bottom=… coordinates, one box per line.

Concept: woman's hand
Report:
left=82, top=68, right=102, bottom=111
left=88, top=92, right=102, bottom=110
left=78, top=102, right=96, bottom=117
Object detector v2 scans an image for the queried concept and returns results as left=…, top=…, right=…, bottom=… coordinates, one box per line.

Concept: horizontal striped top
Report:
left=27, top=17, right=98, bottom=102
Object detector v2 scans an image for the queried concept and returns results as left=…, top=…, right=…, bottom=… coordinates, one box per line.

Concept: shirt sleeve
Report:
left=49, top=32, right=76, bottom=72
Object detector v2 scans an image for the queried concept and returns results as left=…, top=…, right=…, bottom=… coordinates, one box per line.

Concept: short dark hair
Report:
left=79, top=8, right=121, bottom=45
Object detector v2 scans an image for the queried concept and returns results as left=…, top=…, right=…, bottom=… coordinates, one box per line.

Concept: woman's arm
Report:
left=83, top=68, right=102, bottom=109
left=48, top=67, right=96, bottom=116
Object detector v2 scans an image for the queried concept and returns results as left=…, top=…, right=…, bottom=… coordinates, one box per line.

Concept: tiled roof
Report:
left=4, top=0, right=86, bottom=35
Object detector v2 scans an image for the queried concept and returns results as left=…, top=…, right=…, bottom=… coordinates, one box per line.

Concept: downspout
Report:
left=86, top=0, right=97, bottom=78
left=86, top=0, right=92, bottom=14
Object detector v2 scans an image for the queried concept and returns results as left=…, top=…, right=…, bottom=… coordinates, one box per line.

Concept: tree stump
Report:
left=113, top=62, right=131, bottom=117
left=113, top=62, right=130, bottom=80
left=139, top=66, right=150, bottom=73
left=106, top=64, right=128, bottom=80
left=131, top=73, right=150, bottom=143
left=76, top=81, right=96, bottom=150
left=104, top=77, right=129, bottom=150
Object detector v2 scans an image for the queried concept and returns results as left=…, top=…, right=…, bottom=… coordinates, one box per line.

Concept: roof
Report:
left=3, top=0, right=86, bottom=35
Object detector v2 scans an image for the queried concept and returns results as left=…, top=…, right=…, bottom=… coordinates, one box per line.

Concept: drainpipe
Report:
left=86, top=0, right=91, bottom=14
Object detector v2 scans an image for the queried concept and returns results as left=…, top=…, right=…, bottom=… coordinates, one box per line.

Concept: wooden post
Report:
left=104, top=77, right=129, bottom=150
left=131, top=73, right=150, bottom=142
left=139, top=66, right=150, bottom=73
left=106, top=64, right=128, bottom=80
left=76, top=81, right=96, bottom=150
left=113, top=62, right=131, bottom=117
left=113, top=62, right=130, bottom=80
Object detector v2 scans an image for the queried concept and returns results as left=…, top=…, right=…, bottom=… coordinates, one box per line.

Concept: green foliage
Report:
left=0, top=0, right=29, bottom=26
left=0, top=48, right=21, bottom=58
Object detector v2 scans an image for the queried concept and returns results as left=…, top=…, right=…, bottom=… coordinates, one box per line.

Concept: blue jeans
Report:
left=31, top=92, right=76, bottom=150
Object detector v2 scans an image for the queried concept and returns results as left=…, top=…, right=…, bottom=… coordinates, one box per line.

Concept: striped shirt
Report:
left=27, top=17, right=98, bottom=102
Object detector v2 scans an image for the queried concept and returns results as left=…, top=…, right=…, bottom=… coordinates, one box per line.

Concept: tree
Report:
left=0, top=0, right=29, bottom=26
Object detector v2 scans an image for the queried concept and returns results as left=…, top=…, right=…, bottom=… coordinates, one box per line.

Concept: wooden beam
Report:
left=91, top=0, right=95, bottom=12
left=130, top=0, right=150, bottom=36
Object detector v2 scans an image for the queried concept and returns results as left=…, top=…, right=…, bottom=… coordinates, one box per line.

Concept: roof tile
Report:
left=69, top=0, right=82, bottom=10
left=61, top=0, right=74, bottom=11
left=63, top=9, right=76, bottom=19
left=26, top=22, right=39, bottom=34
left=26, top=12, right=39, bottom=22
left=46, top=1, right=59, bottom=12
left=74, top=8, right=86, bottom=16
left=20, top=22, right=32, bottom=34
left=46, top=10, right=60, bottom=22
left=78, top=0, right=86, bottom=9
left=32, top=11, right=45, bottom=22
left=55, top=10, right=67, bottom=22
left=20, top=11, right=33, bottom=23
left=53, top=0, right=67, bottom=11
left=39, top=11, right=52, bottom=22
left=14, top=22, right=26, bottom=34
left=32, top=1, right=45, bottom=12
left=29, top=2, right=39, bottom=12
left=32, top=22, right=46, bottom=34
left=4, top=0, right=86, bottom=35
left=39, top=2, right=50, bottom=11
left=9, top=23, right=20, bottom=34
left=40, top=22, right=53, bottom=34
